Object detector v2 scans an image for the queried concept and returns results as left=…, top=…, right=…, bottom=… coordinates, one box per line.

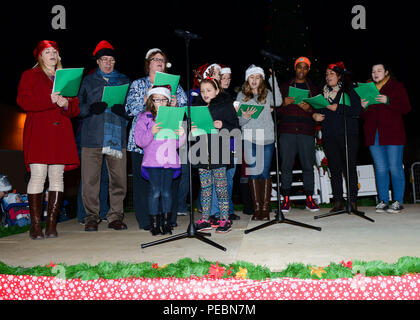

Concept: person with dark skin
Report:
left=278, top=57, right=319, bottom=213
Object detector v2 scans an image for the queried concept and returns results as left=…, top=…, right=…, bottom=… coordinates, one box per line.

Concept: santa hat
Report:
left=93, top=40, right=115, bottom=59
left=145, top=48, right=172, bottom=68
left=146, top=85, right=172, bottom=101
left=192, top=63, right=221, bottom=89
left=33, top=40, right=59, bottom=60
left=0, top=174, right=12, bottom=192
left=245, top=64, right=265, bottom=81
left=220, top=64, right=231, bottom=75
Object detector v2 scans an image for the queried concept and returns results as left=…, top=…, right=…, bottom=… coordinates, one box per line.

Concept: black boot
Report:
left=239, top=182, right=254, bottom=215
left=150, top=214, right=162, bottom=236
left=161, top=212, right=173, bottom=235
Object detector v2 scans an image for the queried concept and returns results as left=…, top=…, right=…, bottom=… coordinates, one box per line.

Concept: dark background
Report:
left=0, top=0, right=419, bottom=199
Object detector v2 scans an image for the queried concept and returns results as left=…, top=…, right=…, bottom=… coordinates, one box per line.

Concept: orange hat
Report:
left=294, top=57, right=311, bottom=69
left=33, top=40, right=59, bottom=59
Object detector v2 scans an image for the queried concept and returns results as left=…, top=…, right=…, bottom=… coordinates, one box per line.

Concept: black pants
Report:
left=279, top=133, right=315, bottom=196
left=322, top=134, right=359, bottom=203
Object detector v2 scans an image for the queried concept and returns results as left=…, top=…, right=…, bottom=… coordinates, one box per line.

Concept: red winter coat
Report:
left=360, top=78, right=411, bottom=146
left=16, top=66, right=80, bottom=171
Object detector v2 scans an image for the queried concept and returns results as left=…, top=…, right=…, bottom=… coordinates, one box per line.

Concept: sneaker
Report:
left=215, top=219, right=232, bottom=234
left=196, top=219, right=212, bottom=231
left=375, top=201, right=389, bottom=213
left=209, top=216, right=220, bottom=228
left=305, top=195, right=320, bottom=212
left=229, top=213, right=241, bottom=220
left=281, top=196, right=291, bottom=213
left=387, top=201, right=404, bottom=214
left=177, top=212, right=188, bottom=216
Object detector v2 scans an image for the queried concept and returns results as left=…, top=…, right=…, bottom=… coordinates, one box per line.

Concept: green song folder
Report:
left=354, top=82, right=380, bottom=108
left=154, top=72, right=180, bottom=96
left=52, top=68, right=84, bottom=97
left=102, top=84, right=130, bottom=107
left=188, top=106, right=217, bottom=137
left=288, top=86, right=310, bottom=104
left=236, top=104, right=264, bottom=119
left=154, top=106, right=186, bottom=140
left=303, top=94, right=330, bottom=110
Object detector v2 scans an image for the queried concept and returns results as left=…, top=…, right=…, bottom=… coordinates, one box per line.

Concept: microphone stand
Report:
left=244, top=54, right=321, bottom=234
left=141, top=31, right=226, bottom=251
left=314, top=84, right=374, bottom=222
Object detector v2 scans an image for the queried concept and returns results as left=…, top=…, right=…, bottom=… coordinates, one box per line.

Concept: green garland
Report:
left=1, top=256, right=420, bottom=281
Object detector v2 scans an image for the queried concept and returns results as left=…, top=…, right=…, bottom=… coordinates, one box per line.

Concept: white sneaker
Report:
left=177, top=212, right=188, bottom=216
left=375, top=201, right=389, bottom=213
left=387, top=201, right=404, bottom=214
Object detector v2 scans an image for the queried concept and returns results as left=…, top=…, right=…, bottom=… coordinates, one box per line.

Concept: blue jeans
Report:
left=369, top=132, right=405, bottom=203
left=77, top=160, right=109, bottom=223
left=177, top=164, right=190, bottom=213
left=146, top=168, right=174, bottom=215
left=208, top=165, right=236, bottom=216
left=244, top=142, right=274, bottom=179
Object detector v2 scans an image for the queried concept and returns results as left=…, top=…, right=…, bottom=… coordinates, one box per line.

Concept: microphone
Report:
left=174, top=29, right=202, bottom=40
left=260, top=49, right=284, bottom=62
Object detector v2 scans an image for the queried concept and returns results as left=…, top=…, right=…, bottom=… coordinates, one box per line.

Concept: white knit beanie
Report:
left=245, top=64, right=265, bottom=81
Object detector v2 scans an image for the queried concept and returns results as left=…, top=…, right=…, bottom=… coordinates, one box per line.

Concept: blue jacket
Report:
left=78, top=70, right=130, bottom=148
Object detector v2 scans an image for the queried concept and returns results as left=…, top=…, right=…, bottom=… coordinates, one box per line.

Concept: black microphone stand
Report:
left=141, top=31, right=226, bottom=251
left=314, top=82, right=374, bottom=222
left=244, top=53, right=321, bottom=234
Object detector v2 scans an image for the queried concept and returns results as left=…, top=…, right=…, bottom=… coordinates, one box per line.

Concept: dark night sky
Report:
left=1, top=0, right=418, bottom=148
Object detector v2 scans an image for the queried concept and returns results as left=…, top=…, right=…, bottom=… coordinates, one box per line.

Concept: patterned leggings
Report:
left=199, top=168, right=229, bottom=221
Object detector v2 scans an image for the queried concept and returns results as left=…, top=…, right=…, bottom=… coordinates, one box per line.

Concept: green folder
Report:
left=102, top=84, right=130, bottom=107
left=303, top=94, right=330, bottom=110
left=188, top=106, right=217, bottom=137
left=354, top=82, right=380, bottom=108
left=52, top=68, right=84, bottom=97
left=339, top=93, right=351, bottom=107
left=154, top=71, right=180, bottom=96
left=237, top=104, right=264, bottom=119
left=154, top=106, right=186, bottom=140
left=288, top=86, right=310, bottom=104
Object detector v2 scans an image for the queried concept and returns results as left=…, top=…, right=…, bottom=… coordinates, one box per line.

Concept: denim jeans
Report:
left=146, top=168, right=174, bottom=215
left=244, top=142, right=274, bottom=179
left=369, top=132, right=405, bottom=203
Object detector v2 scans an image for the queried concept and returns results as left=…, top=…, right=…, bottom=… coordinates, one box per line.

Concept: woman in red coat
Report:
left=360, top=63, right=411, bottom=214
left=17, top=40, right=80, bottom=239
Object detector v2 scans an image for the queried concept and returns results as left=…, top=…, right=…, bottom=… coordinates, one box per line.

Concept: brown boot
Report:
left=329, top=200, right=344, bottom=213
left=45, top=191, right=63, bottom=238
left=249, top=179, right=262, bottom=220
left=28, top=193, right=44, bottom=240
left=260, top=178, right=272, bottom=221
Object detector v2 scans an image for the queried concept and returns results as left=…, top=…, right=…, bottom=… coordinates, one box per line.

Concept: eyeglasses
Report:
left=150, top=57, right=165, bottom=63
left=152, top=98, right=169, bottom=103
left=99, top=58, right=116, bottom=64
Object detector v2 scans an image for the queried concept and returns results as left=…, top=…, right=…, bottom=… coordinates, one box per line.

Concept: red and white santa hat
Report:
left=146, top=85, right=172, bottom=100
left=245, top=64, right=265, bottom=81
left=145, top=48, right=172, bottom=68
left=220, top=64, right=231, bottom=75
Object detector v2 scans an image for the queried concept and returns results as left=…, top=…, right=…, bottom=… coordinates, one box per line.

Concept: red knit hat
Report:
left=93, top=40, right=115, bottom=59
left=33, top=40, right=59, bottom=59
left=327, top=61, right=346, bottom=73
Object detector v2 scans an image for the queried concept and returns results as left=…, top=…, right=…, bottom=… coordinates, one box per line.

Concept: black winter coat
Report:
left=191, top=92, right=240, bottom=169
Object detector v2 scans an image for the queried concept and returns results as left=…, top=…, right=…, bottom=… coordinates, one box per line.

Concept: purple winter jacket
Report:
left=134, top=111, right=186, bottom=179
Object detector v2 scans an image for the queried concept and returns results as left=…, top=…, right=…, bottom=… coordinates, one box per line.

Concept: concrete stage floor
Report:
left=1, top=205, right=420, bottom=271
